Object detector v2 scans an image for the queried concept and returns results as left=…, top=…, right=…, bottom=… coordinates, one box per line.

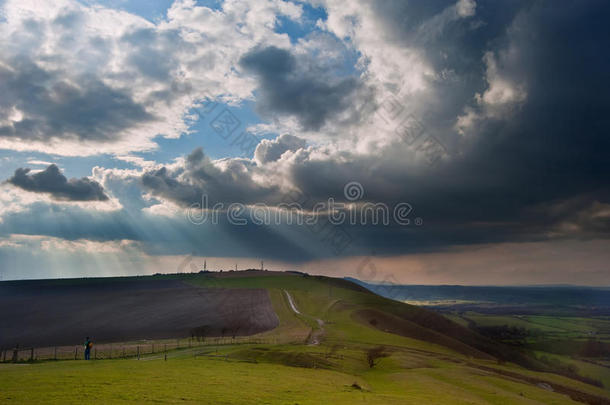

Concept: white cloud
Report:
left=114, top=155, right=158, bottom=170
left=25, top=159, right=54, bottom=166
left=39, top=237, right=141, bottom=254
left=3, top=233, right=139, bottom=255
left=141, top=200, right=184, bottom=218
left=455, top=39, right=527, bottom=135
left=477, top=51, right=527, bottom=108
left=0, top=0, right=303, bottom=156
left=456, top=0, right=476, bottom=18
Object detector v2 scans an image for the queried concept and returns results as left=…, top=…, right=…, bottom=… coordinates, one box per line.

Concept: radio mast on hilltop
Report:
left=261, top=260, right=264, bottom=271
left=203, top=260, right=206, bottom=271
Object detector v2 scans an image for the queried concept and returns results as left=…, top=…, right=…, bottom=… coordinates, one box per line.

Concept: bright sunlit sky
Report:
left=0, top=0, right=608, bottom=284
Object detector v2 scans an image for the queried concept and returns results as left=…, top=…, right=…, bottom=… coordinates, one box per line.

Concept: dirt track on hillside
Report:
left=0, top=279, right=278, bottom=348
left=283, top=290, right=325, bottom=345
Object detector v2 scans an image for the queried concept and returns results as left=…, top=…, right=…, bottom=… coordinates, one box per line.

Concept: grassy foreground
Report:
left=1, top=272, right=609, bottom=404
left=0, top=351, right=592, bottom=405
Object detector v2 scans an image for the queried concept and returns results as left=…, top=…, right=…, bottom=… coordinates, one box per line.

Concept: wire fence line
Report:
left=0, top=335, right=304, bottom=363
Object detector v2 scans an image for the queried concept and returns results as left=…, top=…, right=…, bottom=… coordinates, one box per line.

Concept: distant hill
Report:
left=346, top=277, right=610, bottom=315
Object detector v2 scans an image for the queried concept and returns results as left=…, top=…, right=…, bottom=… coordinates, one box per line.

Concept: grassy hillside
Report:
left=1, top=271, right=609, bottom=404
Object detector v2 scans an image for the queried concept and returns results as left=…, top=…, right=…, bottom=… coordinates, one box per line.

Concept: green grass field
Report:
left=2, top=354, right=591, bottom=405
left=443, top=308, right=610, bottom=399
left=447, top=312, right=610, bottom=340
left=2, top=272, right=609, bottom=404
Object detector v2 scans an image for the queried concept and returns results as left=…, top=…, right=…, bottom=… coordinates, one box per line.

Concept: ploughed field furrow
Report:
left=0, top=280, right=278, bottom=347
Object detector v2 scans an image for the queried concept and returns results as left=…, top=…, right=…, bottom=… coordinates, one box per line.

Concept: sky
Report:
left=0, top=0, right=608, bottom=284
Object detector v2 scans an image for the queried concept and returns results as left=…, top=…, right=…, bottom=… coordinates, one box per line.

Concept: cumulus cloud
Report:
left=141, top=148, right=281, bottom=206
left=478, top=52, right=527, bottom=107
left=7, top=164, right=109, bottom=201
left=239, top=46, right=363, bottom=130
left=0, top=0, right=302, bottom=155
left=0, top=59, right=154, bottom=142
left=254, top=134, right=307, bottom=164
left=456, top=50, right=527, bottom=134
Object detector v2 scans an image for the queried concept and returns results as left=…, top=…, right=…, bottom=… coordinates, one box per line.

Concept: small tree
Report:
left=366, top=346, right=388, bottom=368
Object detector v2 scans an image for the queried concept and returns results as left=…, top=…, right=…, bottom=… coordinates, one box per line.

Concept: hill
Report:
left=1, top=271, right=609, bottom=404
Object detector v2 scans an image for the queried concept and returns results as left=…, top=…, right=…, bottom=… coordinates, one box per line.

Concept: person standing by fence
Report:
left=84, top=337, right=93, bottom=360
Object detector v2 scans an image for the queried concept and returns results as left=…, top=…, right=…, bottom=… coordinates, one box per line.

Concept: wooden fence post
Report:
left=74, top=346, right=78, bottom=360
left=137, top=346, right=140, bottom=360
left=30, top=347, right=34, bottom=362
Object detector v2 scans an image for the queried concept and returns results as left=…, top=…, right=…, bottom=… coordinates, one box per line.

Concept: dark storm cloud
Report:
left=365, top=0, right=532, bottom=152
left=455, top=0, right=610, bottom=222
left=279, top=0, right=610, bottom=251
left=528, top=193, right=610, bottom=239
left=0, top=58, right=153, bottom=142
left=7, top=164, right=109, bottom=201
left=239, top=46, right=361, bottom=130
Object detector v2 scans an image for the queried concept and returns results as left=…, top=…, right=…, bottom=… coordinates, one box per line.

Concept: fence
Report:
left=0, top=335, right=304, bottom=363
